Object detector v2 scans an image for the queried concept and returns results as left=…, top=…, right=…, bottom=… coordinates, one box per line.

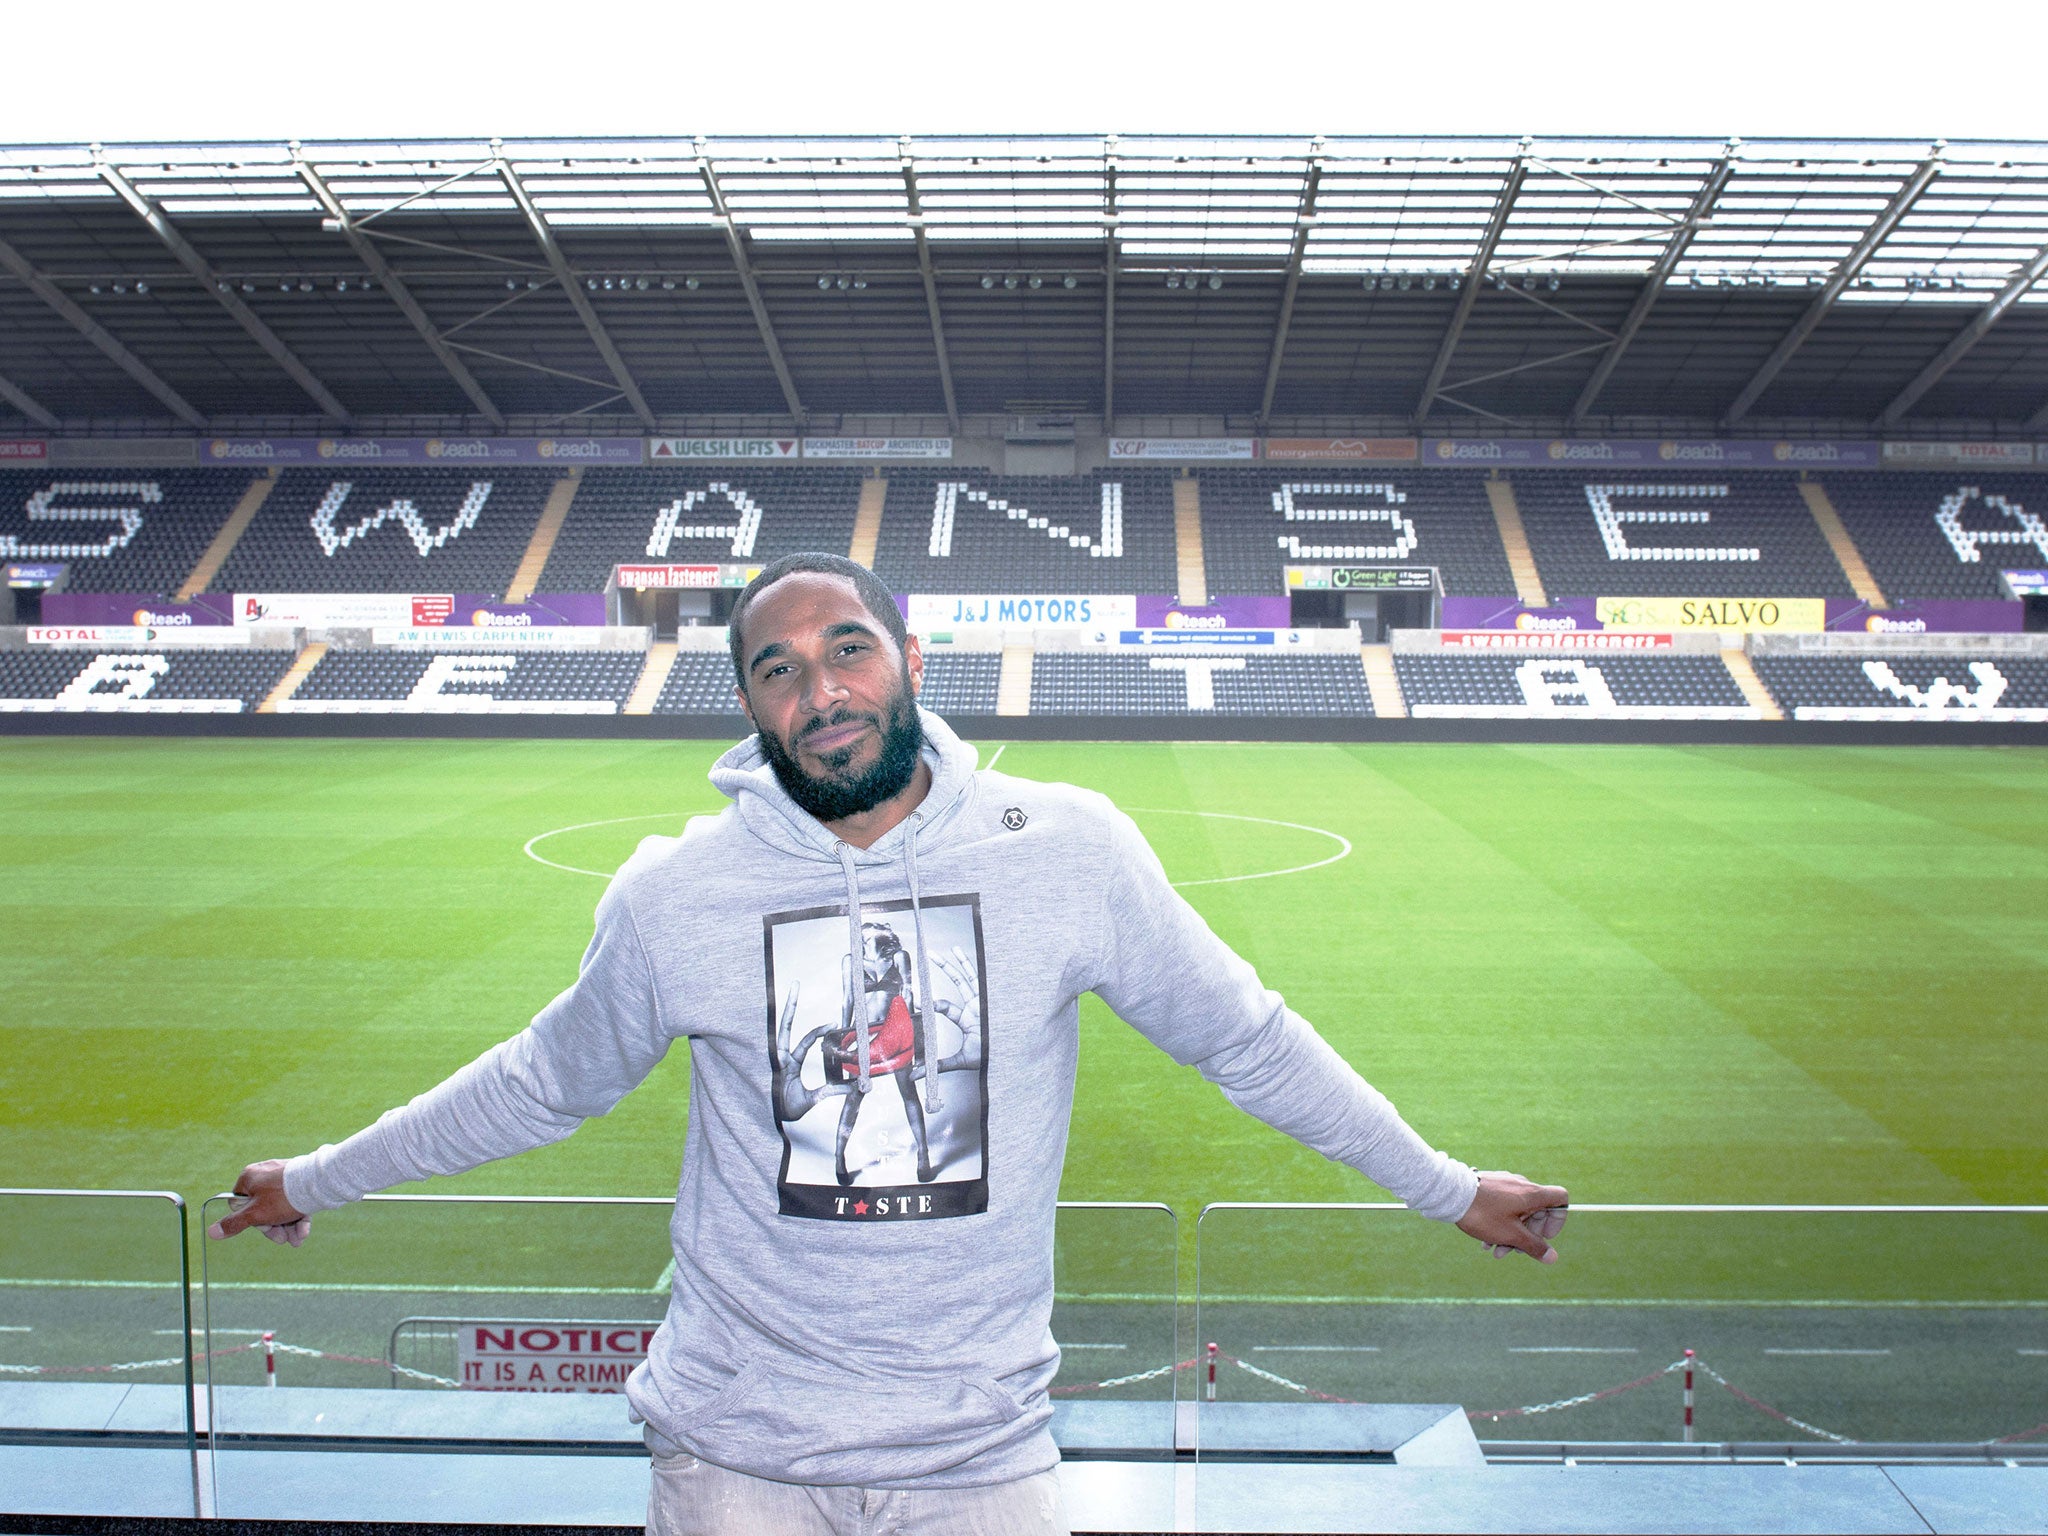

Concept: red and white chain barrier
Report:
left=0, top=1337, right=455, bottom=1388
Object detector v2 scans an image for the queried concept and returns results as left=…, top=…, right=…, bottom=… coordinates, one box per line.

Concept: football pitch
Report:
left=4, top=734, right=2047, bottom=1444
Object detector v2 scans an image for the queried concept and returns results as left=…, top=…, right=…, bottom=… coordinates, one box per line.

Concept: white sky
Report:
left=1, top=0, right=2040, bottom=146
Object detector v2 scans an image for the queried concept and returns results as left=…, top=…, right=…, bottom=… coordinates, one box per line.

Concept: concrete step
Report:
left=1800, top=480, right=1887, bottom=608
left=505, top=472, right=582, bottom=602
left=996, top=643, right=1034, bottom=717
left=623, top=641, right=679, bottom=716
left=1722, top=648, right=1785, bottom=721
left=1173, top=477, right=1209, bottom=606
left=177, top=469, right=276, bottom=600
left=849, top=477, right=887, bottom=568
left=1485, top=478, right=1548, bottom=608
left=255, top=642, right=327, bottom=714
left=1360, top=643, right=1408, bottom=718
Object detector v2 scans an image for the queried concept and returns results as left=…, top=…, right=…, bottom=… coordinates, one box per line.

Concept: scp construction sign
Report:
left=456, top=1322, right=658, bottom=1392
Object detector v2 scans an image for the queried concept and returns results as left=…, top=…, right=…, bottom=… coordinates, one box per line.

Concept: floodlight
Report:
left=1208, top=273, right=1222, bottom=290
left=836, top=275, right=851, bottom=290
left=1547, top=275, right=1560, bottom=291
left=981, top=275, right=995, bottom=289
left=684, top=276, right=700, bottom=290
left=1166, top=273, right=1181, bottom=289
left=135, top=281, right=148, bottom=295
left=636, top=277, right=649, bottom=291
left=241, top=281, right=255, bottom=294
left=506, top=279, right=519, bottom=291
left=819, top=275, right=832, bottom=290
left=299, top=280, right=313, bottom=292
left=1028, top=274, right=1042, bottom=289
left=603, top=278, right=615, bottom=290
left=338, top=280, right=349, bottom=292
left=587, top=278, right=599, bottom=291
left=279, top=281, right=291, bottom=292
left=853, top=274, right=867, bottom=290
left=89, top=284, right=102, bottom=295
left=1003, top=274, right=1019, bottom=289
left=661, top=278, right=675, bottom=291
left=1423, top=275, right=1436, bottom=291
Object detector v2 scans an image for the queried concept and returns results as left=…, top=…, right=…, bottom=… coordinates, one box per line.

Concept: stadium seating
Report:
left=279, top=649, right=643, bottom=713
left=0, top=469, right=258, bottom=596
left=0, top=647, right=294, bottom=712
left=651, top=649, right=1001, bottom=716
left=872, top=471, right=1177, bottom=596
left=210, top=469, right=557, bottom=596
left=1751, top=652, right=2048, bottom=720
left=1394, top=652, right=1755, bottom=717
left=537, top=467, right=865, bottom=591
left=1819, top=473, right=2048, bottom=603
left=1029, top=652, right=1374, bottom=715
left=1509, top=472, right=1851, bottom=598
left=1196, top=470, right=1513, bottom=595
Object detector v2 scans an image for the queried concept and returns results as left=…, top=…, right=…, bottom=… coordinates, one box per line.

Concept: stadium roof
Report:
left=1, top=134, right=2046, bottom=436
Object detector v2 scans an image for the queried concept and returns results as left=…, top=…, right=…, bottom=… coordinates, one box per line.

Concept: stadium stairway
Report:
left=623, top=642, right=679, bottom=716
left=176, top=469, right=275, bottom=600
left=1800, top=479, right=1888, bottom=608
left=849, top=476, right=887, bottom=567
left=1174, top=476, right=1209, bottom=606
left=256, top=642, right=328, bottom=714
left=1720, top=648, right=1785, bottom=721
left=997, top=643, right=1033, bottom=716
left=1484, top=478, right=1547, bottom=607
left=503, top=472, right=582, bottom=603
left=1360, top=643, right=1408, bottom=718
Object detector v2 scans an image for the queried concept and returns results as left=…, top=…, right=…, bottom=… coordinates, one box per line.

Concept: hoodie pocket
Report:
left=681, top=1361, right=1031, bottom=1483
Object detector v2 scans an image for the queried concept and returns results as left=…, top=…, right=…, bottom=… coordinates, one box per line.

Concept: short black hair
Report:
left=728, top=552, right=909, bottom=690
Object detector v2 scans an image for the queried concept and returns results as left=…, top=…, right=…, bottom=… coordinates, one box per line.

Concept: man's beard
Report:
left=757, top=675, right=924, bottom=824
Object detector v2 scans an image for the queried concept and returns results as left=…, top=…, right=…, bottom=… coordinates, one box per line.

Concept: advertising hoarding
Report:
left=800, top=438, right=952, bottom=460
left=1261, top=438, right=1418, bottom=463
left=0, top=441, right=47, bottom=461
left=1285, top=565, right=1436, bottom=591
left=1423, top=439, right=1881, bottom=469
left=42, top=593, right=235, bottom=626
left=202, top=438, right=642, bottom=466
left=1882, top=442, right=2036, bottom=467
left=1107, top=438, right=1256, bottom=461
left=613, top=563, right=759, bottom=590
left=1597, top=596, right=1826, bottom=632
left=648, top=438, right=799, bottom=460
left=904, top=594, right=1136, bottom=630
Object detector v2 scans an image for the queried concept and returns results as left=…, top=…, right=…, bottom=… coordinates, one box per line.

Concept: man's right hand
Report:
left=206, top=1159, right=311, bottom=1246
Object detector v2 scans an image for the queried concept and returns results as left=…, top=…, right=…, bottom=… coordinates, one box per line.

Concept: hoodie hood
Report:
left=709, top=704, right=979, bottom=865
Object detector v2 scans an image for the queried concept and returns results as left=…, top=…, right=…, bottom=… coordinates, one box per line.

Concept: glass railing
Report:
left=1194, top=1202, right=2048, bottom=1458
left=0, top=1188, right=197, bottom=1519
left=198, top=1192, right=1179, bottom=1522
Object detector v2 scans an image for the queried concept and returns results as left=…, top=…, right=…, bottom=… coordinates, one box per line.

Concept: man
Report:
left=215, top=552, right=1567, bottom=1536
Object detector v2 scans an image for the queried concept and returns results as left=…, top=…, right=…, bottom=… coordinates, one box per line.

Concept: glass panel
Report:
left=0, top=1189, right=195, bottom=1518
left=201, top=1193, right=672, bottom=1522
left=1196, top=1204, right=2048, bottom=1454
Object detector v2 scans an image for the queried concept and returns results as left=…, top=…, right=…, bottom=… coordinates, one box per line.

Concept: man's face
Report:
left=736, top=572, right=925, bottom=824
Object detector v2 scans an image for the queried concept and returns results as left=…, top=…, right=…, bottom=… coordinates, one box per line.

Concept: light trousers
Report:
left=646, top=1449, right=1070, bottom=1536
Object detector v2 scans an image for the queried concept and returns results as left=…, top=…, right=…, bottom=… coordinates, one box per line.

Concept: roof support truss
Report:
left=1879, top=241, right=2048, bottom=426
left=0, top=366, right=58, bottom=428
left=1567, top=150, right=1736, bottom=426
left=0, top=234, right=206, bottom=429
left=1724, top=152, right=1944, bottom=426
left=96, top=155, right=354, bottom=425
left=1103, top=142, right=1119, bottom=427
left=1258, top=144, right=1323, bottom=426
left=1414, top=150, right=1528, bottom=428
left=295, top=150, right=509, bottom=430
left=697, top=150, right=806, bottom=425
left=900, top=145, right=960, bottom=434
left=495, top=149, right=659, bottom=431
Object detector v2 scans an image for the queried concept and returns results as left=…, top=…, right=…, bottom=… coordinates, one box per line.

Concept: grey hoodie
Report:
left=283, top=709, right=1477, bottom=1488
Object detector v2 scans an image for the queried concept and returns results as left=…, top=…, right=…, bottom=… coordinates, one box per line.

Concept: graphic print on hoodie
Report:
left=766, top=893, right=991, bottom=1220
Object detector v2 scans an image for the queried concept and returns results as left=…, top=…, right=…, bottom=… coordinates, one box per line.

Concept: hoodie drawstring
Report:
left=835, top=843, right=873, bottom=1094
left=834, top=816, right=943, bottom=1113
left=904, top=818, right=943, bottom=1114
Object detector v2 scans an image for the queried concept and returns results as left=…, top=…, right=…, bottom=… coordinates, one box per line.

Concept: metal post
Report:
left=1683, top=1348, right=1695, bottom=1444
left=264, top=1330, right=277, bottom=1387
left=1205, top=1341, right=1218, bottom=1403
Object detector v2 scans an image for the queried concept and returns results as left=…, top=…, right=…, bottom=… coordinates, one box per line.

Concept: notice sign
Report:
left=456, top=1321, right=658, bottom=1393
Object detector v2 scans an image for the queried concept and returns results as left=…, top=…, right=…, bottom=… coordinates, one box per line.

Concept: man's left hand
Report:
left=1455, top=1171, right=1569, bottom=1263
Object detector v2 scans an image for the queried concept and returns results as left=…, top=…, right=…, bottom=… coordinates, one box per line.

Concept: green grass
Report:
left=4, top=736, right=2047, bottom=1301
